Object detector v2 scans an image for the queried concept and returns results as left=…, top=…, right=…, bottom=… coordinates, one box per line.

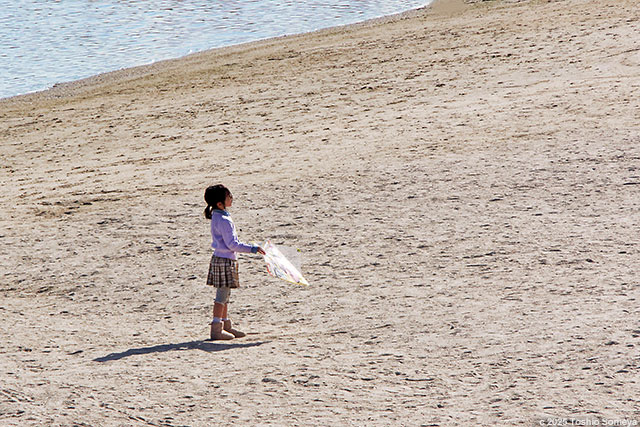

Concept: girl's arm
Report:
left=221, top=218, right=261, bottom=254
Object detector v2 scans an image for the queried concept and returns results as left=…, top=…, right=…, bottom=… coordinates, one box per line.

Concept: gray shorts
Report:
left=215, top=287, right=231, bottom=304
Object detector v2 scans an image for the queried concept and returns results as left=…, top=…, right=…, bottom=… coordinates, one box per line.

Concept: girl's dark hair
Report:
left=204, top=184, right=232, bottom=219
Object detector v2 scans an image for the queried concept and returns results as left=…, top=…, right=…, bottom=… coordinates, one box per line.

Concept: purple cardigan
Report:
left=210, top=209, right=258, bottom=260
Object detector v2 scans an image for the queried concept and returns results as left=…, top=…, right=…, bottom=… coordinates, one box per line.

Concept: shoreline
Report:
left=0, top=1, right=437, bottom=104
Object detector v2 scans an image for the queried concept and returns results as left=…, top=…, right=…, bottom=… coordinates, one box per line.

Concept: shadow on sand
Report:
left=94, top=340, right=267, bottom=362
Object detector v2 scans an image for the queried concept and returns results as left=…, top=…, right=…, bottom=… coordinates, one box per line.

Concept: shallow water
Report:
left=0, top=0, right=431, bottom=99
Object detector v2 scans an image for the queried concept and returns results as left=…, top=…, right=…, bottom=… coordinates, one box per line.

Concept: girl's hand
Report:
left=256, top=247, right=266, bottom=255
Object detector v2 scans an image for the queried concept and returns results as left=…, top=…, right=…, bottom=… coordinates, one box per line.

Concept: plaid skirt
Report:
left=206, top=255, right=240, bottom=288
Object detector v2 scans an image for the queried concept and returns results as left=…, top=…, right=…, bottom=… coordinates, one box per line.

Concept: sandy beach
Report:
left=1, top=0, right=639, bottom=424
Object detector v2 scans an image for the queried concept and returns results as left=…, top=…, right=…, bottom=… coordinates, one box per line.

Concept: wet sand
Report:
left=1, top=0, right=639, bottom=424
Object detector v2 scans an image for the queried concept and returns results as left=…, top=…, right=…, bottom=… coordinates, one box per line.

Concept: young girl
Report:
left=204, top=184, right=265, bottom=340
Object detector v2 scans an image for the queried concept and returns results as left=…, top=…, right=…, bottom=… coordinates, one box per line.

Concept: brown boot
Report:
left=223, top=319, right=246, bottom=338
left=210, top=321, right=234, bottom=341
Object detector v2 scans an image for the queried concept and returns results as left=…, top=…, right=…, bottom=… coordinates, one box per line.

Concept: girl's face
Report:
left=217, top=193, right=233, bottom=210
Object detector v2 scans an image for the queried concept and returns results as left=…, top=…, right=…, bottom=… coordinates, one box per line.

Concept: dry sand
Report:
left=1, top=0, right=640, bottom=424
